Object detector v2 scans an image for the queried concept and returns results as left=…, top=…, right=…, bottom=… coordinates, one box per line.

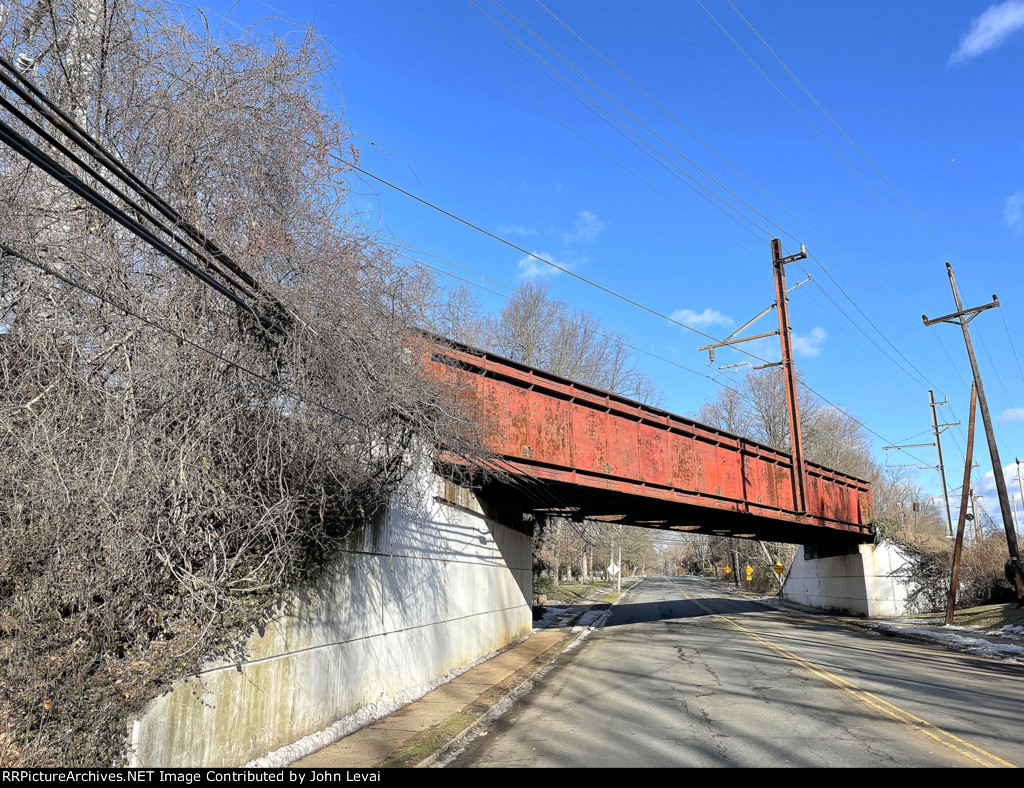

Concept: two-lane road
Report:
left=449, top=575, right=1024, bottom=767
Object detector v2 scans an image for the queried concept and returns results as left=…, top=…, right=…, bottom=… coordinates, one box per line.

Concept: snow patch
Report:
left=868, top=623, right=1024, bottom=664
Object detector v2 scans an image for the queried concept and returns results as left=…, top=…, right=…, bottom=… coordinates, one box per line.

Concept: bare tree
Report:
left=696, top=367, right=946, bottom=541
left=480, top=281, right=660, bottom=404
left=0, top=0, right=487, bottom=766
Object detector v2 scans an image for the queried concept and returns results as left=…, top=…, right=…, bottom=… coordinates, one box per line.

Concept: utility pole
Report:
left=929, top=391, right=957, bottom=538
left=923, top=263, right=1024, bottom=605
left=882, top=391, right=959, bottom=538
left=698, top=239, right=810, bottom=513
left=946, top=383, right=977, bottom=625
left=1017, top=458, right=1024, bottom=540
left=970, top=489, right=983, bottom=543
left=772, top=239, right=809, bottom=513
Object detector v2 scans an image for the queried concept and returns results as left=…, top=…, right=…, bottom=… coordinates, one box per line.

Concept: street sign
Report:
left=773, top=562, right=785, bottom=575
left=744, top=565, right=753, bottom=579
left=723, top=566, right=732, bottom=574
left=607, top=563, right=620, bottom=576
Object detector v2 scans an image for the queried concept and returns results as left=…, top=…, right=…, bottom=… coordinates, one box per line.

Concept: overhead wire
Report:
left=0, top=55, right=269, bottom=302
left=1, top=243, right=353, bottom=423
left=350, top=163, right=778, bottom=365
left=532, top=0, right=952, bottom=407
left=396, top=0, right=763, bottom=260
left=453, top=0, right=773, bottom=244
left=489, top=0, right=955, bottom=407
left=0, top=56, right=290, bottom=337
left=346, top=214, right=756, bottom=392
left=394, top=241, right=743, bottom=390
left=485, top=0, right=791, bottom=241
left=717, top=2, right=1024, bottom=455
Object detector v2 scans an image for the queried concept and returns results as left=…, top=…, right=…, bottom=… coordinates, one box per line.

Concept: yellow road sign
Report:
left=745, top=565, right=753, bottom=579
left=773, top=562, right=786, bottom=575
left=723, top=566, right=732, bottom=574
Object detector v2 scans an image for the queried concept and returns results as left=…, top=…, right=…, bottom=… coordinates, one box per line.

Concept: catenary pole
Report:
left=929, top=390, right=956, bottom=537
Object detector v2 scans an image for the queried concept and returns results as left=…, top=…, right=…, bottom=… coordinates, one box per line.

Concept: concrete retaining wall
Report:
left=127, top=465, right=532, bottom=767
left=781, top=540, right=918, bottom=616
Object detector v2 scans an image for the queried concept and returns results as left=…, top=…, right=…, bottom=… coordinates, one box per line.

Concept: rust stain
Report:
left=425, top=338, right=872, bottom=535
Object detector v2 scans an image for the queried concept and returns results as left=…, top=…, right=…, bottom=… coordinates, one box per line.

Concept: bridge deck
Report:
left=428, top=338, right=873, bottom=544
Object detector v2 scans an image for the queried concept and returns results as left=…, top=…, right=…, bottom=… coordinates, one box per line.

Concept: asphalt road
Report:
left=447, top=575, right=1024, bottom=768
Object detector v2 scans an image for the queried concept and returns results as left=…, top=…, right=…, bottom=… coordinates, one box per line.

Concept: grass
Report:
left=542, top=577, right=644, bottom=605
left=379, top=712, right=479, bottom=768
left=541, top=579, right=615, bottom=604
left=903, top=602, right=1024, bottom=632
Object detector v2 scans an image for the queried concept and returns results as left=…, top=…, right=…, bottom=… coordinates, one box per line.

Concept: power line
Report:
left=694, top=0, right=923, bottom=241
left=714, top=3, right=1024, bottom=418
left=397, top=0, right=763, bottom=260
left=0, top=57, right=289, bottom=336
left=485, top=0, right=789, bottom=240
left=390, top=239, right=741, bottom=390
left=1, top=243, right=353, bottom=424
left=453, top=0, right=772, bottom=242
left=489, top=1, right=952, bottom=407
left=0, top=56, right=272, bottom=304
left=349, top=163, right=776, bottom=365
left=725, top=0, right=958, bottom=260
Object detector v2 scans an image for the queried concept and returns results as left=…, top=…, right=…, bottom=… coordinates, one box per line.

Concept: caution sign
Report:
left=773, top=562, right=786, bottom=575
left=723, top=566, right=732, bottom=574
left=744, top=565, right=753, bottom=580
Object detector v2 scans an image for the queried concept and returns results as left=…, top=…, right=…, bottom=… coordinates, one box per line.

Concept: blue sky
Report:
left=209, top=1, right=1024, bottom=528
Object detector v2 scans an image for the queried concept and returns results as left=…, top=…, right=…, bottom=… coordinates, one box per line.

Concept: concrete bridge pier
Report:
left=780, top=540, right=920, bottom=617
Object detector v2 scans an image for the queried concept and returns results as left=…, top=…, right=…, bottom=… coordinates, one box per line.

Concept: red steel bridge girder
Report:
left=427, top=337, right=874, bottom=543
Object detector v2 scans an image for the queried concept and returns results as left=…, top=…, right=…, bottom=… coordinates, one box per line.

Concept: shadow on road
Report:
left=603, top=598, right=771, bottom=627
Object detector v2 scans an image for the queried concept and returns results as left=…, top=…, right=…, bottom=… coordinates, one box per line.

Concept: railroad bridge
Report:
left=427, top=335, right=874, bottom=546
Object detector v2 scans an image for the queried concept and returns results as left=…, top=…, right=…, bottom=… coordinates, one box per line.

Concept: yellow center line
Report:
left=666, top=578, right=1017, bottom=768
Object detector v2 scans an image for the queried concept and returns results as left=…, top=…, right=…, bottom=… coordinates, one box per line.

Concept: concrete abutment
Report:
left=781, top=540, right=919, bottom=616
left=128, top=463, right=532, bottom=767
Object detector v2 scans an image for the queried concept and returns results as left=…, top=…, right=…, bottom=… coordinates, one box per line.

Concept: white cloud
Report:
left=792, top=327, right=827, bottom=357
left=517, top=251, right=565, bottom=280
left=670, top=308, right=733, bottom=328
left=998, top=406, right=1024, bottom=424
left=973, top=462, right=1024, bottom=523
left=563, top=210, right=606, bottom=243
left=951, top=1, right=1024, bottom=63
left=1006, top=192, right=1024, bottom=233
left=498, top=224, right=536, bottom=237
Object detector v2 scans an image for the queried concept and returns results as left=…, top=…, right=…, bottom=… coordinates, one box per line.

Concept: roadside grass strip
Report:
left=667, top=579, right=1017, bottom=769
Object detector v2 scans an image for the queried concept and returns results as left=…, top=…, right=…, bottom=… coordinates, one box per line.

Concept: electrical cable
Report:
left=1, top=243, right=353, bottom=423
left=350, top=163, right=777, bottom=364
left=396, top=0, right=762, bottom=260
left=453, top=0, right=772, bottom=243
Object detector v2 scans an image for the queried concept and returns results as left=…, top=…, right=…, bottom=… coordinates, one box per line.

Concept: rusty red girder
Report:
left=426, top=336, right=874, bottom=544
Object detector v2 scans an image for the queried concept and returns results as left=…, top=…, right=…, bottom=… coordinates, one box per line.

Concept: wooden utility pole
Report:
left=1017, top=458, right=1024, bottom=540
left=946, top=384, right=978, bottom=625
left=924, top=262, right=1024, bottom=605
left=929, top=390, right=957, bottom=538
left=771, top=238, right=809, bottom=513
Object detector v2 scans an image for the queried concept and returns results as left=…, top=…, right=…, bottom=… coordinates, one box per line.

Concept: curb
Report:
left=412, top=577, right=643, bottom=768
